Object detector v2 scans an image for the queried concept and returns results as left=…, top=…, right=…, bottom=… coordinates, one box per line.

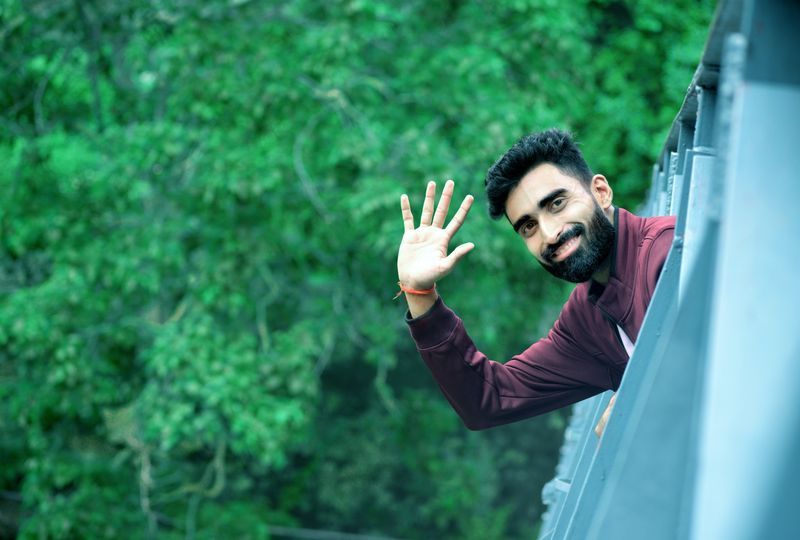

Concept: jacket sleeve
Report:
left=406, top=297, right=611, bottom=430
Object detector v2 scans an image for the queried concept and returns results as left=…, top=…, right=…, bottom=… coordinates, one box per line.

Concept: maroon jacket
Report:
left=406, top=208, right=675, bottom=430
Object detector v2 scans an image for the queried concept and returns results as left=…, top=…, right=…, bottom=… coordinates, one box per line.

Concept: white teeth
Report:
left=556, top=236, right=578, bottom=257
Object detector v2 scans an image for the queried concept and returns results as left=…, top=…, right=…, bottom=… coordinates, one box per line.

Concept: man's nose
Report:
left=539, top=217, right=563, bottom=245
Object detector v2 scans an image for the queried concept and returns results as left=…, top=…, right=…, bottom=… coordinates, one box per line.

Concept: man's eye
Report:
left=521, top=221, right=536, bottom=235
left=551, top=198, right=565, bottom=210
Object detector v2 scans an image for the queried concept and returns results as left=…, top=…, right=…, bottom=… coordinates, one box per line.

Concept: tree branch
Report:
left=292, top=110, right=333, bottom=223
left=74, top=0, right=105, bottom=132
left=33, top=47, right=73, bottom=135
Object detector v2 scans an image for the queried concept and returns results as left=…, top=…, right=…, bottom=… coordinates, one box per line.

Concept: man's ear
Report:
left=590, top=174, right=613, bottom=210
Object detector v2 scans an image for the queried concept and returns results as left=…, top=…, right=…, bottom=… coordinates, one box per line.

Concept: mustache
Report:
left=542, top=224, right=584, bottom=262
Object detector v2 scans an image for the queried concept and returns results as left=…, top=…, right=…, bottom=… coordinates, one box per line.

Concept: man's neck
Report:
left=591, top=257, right=612, bottom=284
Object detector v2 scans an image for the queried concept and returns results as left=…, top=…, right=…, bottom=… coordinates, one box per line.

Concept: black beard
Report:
left=539, top=206, right=615, bottom=283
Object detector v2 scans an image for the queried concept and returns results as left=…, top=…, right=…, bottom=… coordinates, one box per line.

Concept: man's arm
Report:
left=406, top=293, right=611, bottom=429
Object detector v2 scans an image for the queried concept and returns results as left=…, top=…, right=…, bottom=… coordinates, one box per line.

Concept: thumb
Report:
left=444, top=242, right=475, bottom=269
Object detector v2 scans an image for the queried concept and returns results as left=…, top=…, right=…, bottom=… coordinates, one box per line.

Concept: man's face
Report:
left=504, top=163, right=615, bottom=283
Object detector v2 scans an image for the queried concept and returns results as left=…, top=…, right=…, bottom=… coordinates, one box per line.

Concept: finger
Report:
left=594, top=418, right=605, bottom=438
left=595, top=395, right=615, bottom=438
left=443, top=242, right=475, bottom=270
left=419, top=181, right=436, bottom=226
left=431, top=179, right=454, bottom=228
left=400, top=194, right=415, bottom=231
left=444, top=194, right=474, bottom=238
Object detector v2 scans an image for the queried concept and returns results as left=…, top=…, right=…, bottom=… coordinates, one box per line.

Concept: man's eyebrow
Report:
left=511, top=189, right=569, bottom=233
left=538, top=188, right=568, bottom=210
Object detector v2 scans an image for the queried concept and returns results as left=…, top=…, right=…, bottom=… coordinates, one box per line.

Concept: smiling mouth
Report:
left=551, top=234, right=581, bottom=262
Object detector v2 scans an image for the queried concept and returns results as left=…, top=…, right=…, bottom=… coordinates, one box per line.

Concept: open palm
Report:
left=397, top=180, right=475, bottom=290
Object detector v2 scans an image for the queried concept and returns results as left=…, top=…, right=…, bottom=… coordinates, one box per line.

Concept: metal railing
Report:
left=537, top=0, right=800, bottom=538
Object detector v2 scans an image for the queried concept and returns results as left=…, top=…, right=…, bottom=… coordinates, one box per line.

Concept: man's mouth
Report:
left=551, top=233, right=581, bottom=262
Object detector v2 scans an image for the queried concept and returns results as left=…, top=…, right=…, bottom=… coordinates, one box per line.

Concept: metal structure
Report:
left=538, top=0, right=800, bottom=538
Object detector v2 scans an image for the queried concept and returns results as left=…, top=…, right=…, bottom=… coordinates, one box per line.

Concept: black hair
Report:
left=484, top=128, right=593, bottom=219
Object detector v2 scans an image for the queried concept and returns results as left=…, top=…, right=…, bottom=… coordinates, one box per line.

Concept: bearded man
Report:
left=396, top=129, right=674, bottom=434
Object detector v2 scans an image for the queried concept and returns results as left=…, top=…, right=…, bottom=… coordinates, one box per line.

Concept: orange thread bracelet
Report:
left=394, top=281, right=436, bottom=299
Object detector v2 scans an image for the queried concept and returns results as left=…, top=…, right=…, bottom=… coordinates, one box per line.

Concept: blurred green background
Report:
left=0, top=0, right=714, bottom=538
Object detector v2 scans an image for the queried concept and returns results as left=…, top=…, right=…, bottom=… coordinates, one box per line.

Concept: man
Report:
left=396, top=129, right=674, bottom=435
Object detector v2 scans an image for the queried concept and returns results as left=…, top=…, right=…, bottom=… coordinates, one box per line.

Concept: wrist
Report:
left=405, top=288, right=439, bottom=319
left=398, top=281, right=436, bottom=295
left=394, top=279, right=438, bottom=319
left=397, top=275, right=435, bottom=291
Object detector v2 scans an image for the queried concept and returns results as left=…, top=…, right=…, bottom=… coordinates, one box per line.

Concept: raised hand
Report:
left=397, top=180, right=475, bottom=292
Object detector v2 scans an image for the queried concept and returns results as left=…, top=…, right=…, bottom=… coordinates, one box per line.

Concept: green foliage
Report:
left=1, top=0, right=713, bottom=538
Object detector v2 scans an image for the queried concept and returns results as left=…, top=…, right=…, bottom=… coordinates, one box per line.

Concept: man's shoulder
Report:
left=624, top=211, right=676, bottom=299
left=642, top=214, right=676, bottom=235
left=624, top=209, right=676, bottom=238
